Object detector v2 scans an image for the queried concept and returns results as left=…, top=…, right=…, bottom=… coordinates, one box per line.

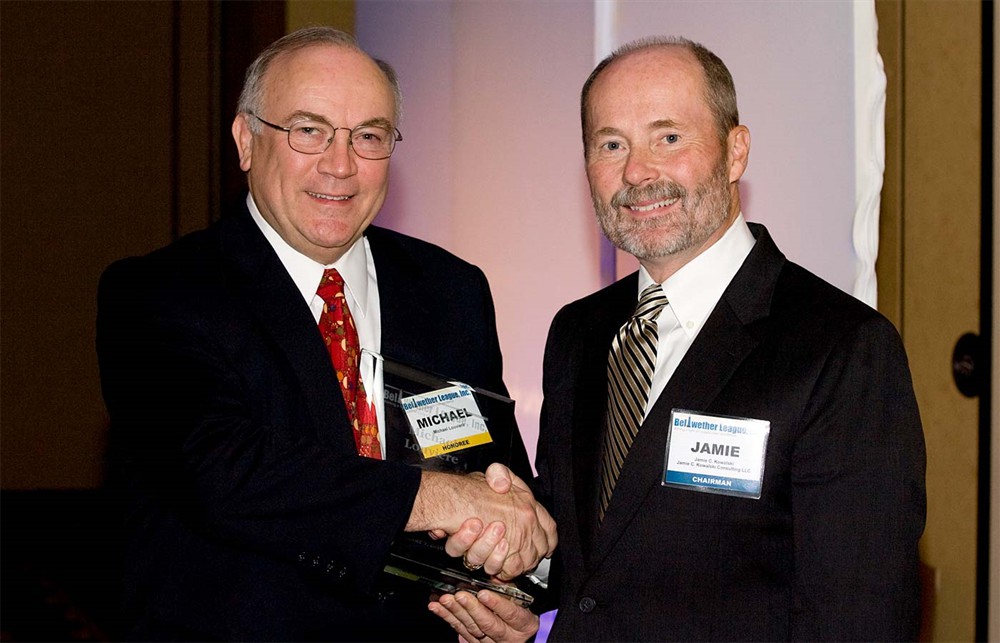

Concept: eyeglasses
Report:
left=250, top=114, right=402, bottom=160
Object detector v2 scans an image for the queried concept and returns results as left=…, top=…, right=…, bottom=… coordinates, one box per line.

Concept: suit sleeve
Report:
left=533, top=305, right=571, bottom=512
left=529, top=305, right=581, bottom=611
left=97, top=258, right=422, bottom=595
left=789, top=315, right=926, bottom=641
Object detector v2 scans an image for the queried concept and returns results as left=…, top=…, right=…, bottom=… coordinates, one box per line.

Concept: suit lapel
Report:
left=215, top=208, right=355, bottom=453
left=589, top=224, right=785, bottom=566
left=364, top=227, right=436, bottom=369
left=363, top=228, right=435, bottom=461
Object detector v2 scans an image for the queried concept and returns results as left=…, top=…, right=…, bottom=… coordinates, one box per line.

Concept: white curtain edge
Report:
left=852, top=0, right=886, bottom=308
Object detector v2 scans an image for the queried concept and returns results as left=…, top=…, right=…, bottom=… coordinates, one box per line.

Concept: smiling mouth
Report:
left=627, top=197, right=678, bottom=213
left=308, top=191, right=351, bottom=201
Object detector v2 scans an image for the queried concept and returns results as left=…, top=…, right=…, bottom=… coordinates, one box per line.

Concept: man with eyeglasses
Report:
left=97, top=27, right=554, bottom=641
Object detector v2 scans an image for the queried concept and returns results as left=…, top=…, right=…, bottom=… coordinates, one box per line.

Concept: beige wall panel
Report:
left=902, top=2, right=981, bottom=640
left=287, top=0, right=354, bottom=34
left=876, top=0, right=903, bottom=328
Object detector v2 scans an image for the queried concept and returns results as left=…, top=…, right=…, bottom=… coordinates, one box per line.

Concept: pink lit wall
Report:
left=610, top=1, right=857, bottom=289
left=358, top=1, right=862, bottom=466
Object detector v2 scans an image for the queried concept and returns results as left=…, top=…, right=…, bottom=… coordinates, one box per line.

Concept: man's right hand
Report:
left=407, top=463, right=556, bottom=580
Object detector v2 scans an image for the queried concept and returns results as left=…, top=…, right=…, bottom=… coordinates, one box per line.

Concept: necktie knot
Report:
left=632, top=283, right=668, bottom=324
left=317, top=268, right=346, bottom=303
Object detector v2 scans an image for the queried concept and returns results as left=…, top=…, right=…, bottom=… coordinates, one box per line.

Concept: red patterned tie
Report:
left=317, top=269, right=382, bottom=459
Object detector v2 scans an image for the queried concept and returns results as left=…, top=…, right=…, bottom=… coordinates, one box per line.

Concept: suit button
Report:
left=578, top=597, right=596, bottom=613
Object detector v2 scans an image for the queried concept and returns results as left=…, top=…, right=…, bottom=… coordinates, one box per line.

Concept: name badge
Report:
left=662, top=409, right=770, bottom=499
left=400, top=385, right=492, bottom=458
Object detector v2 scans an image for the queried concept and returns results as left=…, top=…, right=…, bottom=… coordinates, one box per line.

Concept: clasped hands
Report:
left=408, top=463, right=551, bottom=642
left=409, top=463, right=556, bottom=581
left=443, top=463, right=555, bottom=580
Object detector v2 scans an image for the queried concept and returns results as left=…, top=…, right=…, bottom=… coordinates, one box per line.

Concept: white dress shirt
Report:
left=247, top=194, right=387, bottom=456
left=639, top=214, right=756, bottom=418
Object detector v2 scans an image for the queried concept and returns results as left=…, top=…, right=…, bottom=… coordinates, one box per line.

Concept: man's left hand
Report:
left=429, top=589, right=539, bottom=643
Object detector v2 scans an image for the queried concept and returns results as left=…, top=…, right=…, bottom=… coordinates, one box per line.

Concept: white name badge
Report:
left=400, top=385, right=492, bottom=458
left=662, top=409, right=770, bottom=499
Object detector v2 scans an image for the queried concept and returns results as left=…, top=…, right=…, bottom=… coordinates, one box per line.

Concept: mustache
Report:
left=610, top=182, right=686, bottom=209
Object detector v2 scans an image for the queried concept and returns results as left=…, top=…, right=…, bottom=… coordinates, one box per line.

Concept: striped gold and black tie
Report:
left=598, top=282, right=668, bottom=523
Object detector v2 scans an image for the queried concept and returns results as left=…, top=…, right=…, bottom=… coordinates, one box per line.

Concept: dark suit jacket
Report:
left=97, top=204, right=529, bottom=641
left=536, top=223, right=925, bottom=642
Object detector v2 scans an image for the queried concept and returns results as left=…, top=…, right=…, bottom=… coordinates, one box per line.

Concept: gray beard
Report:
left=593, top=161, right=732, bottom=261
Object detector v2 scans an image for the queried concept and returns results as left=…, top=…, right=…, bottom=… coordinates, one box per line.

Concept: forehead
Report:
left=262, top=44, right=395, bottom=120
left=586, top=47, right=710, bottom=131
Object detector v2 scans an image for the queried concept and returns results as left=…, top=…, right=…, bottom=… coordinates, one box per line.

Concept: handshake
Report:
left=406, top=463, right=557, bottom=582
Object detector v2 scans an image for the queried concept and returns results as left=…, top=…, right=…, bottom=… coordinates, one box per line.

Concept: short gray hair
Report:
left=581, top=36, right=738, bottom=149
left=237, top=26, right=403, bottom=133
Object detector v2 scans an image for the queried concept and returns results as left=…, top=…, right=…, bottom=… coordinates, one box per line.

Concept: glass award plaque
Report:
left=373, top=354, right=534, bottom=607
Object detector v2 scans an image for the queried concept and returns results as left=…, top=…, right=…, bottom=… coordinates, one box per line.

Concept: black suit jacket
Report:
left=536, top=224, right=925, bottom=641
left=97, top=204, right=529, bottom=641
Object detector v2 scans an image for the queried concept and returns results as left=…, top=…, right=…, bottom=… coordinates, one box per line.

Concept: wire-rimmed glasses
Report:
left=251, top=114, right=402, bottom=160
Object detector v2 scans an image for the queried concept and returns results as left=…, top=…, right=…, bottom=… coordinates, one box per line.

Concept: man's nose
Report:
left=317, top=130, right=358, bottom=178
left=622, top=147, right=659, bottom=187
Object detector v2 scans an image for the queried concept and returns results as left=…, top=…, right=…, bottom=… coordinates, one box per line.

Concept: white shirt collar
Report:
left=638, top=213, right=756, bottom=338
left=246, top=193, right=371, bottom=316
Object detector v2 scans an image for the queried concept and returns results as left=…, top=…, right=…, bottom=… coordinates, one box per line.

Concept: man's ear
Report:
left=232, top=114, right=254, bottom=172
left=726, top=125, right=750, bottom=183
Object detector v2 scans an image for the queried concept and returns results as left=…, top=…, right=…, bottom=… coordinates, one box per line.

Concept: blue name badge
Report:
left=662, top=409, right=770, bottom=499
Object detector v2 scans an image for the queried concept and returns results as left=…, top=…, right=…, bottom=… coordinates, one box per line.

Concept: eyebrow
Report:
left=356, top=116, right=394, bottom=129
left=649, top=119, right=681, bottom=130
left=284, top=111, right=394, bottom=129
left=589, top=119, right=682, bottom=140
left=590, top=126, right=624, bottom=139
